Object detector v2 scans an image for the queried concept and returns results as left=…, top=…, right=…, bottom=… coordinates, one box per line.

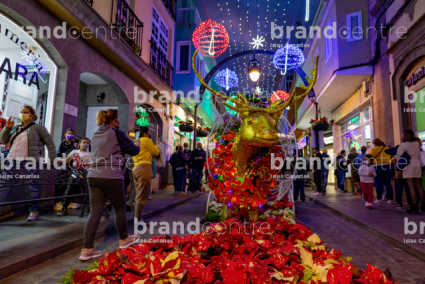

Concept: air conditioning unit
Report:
left=362, top=80, right=370, bottom=95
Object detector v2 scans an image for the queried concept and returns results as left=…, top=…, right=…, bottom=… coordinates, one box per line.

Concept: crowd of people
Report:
left=307, top=130, right=425, bottom=213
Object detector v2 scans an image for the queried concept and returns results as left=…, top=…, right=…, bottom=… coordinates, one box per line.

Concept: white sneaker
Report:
left=27, top=212, right=39, bottom=221
left=79, top=248, right=102, bottom=261
left=313, top=192, right=320, bottom=196
left=374, top=199, right=382, bottom=204
left=119, top=234, right=140, bottom=249
left=365, top=202, right=369, bottom=207
left=387, top=200, right=393, bottom=204
left=54, top=202, right=63, bottom=211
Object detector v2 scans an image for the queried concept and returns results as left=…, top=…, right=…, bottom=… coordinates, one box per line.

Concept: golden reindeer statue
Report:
left=192, top=50, right=319, bottom=180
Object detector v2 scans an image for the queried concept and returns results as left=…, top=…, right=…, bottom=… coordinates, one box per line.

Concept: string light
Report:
left=192, top=19, right=229, bottom=57
left=305, top=0, right=310, bottom=21
left=273, top=44, right=305, bottom=71
left=215, top=68, right=239, bottom=90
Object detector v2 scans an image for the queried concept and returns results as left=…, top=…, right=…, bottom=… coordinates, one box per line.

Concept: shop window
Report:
left=0, top=14, right=57, bottom=133
left=363, top=107, right=370, bottom=121
left=176, top=41, right=190, bottom=74
left=346, top=11, right=363, bottom=42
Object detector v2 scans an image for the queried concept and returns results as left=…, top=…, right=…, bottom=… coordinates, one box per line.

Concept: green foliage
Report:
left=206, top=210, right=222, bottom=222
left=57, top=261, right=99, bottom=284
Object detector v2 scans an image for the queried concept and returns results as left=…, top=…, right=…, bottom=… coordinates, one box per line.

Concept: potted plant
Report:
left=197, top=126, right=209, bottom=137
left=178, top=121, right=195, bottom=132
left=310, top=117, right=330, bottom=131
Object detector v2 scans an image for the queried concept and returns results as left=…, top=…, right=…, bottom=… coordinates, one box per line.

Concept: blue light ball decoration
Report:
left=273, top=44, right=305, bottom=71
left=214, top=68, right=238, bottom=90
left=224, top=94, right=238, bottom=116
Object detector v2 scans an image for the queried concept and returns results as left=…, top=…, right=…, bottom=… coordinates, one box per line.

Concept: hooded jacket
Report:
left=0, top=123, right=56, bottom=162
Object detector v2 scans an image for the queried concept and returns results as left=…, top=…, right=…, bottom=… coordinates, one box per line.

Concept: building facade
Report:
left=0, top=0, right=177, bottom=192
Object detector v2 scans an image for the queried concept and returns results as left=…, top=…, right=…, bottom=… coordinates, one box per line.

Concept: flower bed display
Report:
left=310, top=117, right=330, bottom=132
left=178, top=121, right=195, bottom=133
left=60, top=198, right=397, bottom=284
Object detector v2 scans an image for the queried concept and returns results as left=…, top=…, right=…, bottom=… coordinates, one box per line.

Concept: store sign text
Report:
left=405, top=66, right=425, bottom=87
left=0, top=57, right=40, bottom=90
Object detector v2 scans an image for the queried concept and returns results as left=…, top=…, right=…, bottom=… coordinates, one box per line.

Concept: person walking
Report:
left=336, top=150, right=348, bottom=193
left=182, top=143, right=191, bottom=191
left=321, top=148, right=330, bottom=191
left=0, top=105, right=56, bottom=221
left=370, top=138, right=394, bottom=204
left=169, top=146, right=179, bottom=193
left=312, top=148, right=323, bottom=196
left=395, top=130, right=425, bottom=214
left=348, top=147, right=361, bottom=195
left=293, top=151, right=306, bottom=201
left=132, top=126, right=160, bottom=222
left=358, top=154, right=377, bottom=209
left=124, top=130, right=137, bottom=212
left=57, top=137, right=92, bottom=216
left=55, top=128, right=76, bottom=204
left=174, top=146, right=189, bottom=195
left=189, top=142, right=206, bottom=194
left=80, top=109, right=140, bottom=261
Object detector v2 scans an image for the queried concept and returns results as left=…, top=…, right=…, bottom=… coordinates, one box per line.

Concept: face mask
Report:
left=198, top=147, right=202, bottom=151
left=364, top=160, right=370, bottom=165
left=19, top=114, right=31, bottom=123
left=81, top=144, right=88, bottom=150
left=66, top=134, right=74, bottom=140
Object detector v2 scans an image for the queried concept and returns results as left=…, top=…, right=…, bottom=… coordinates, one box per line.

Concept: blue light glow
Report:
left=215, top=68, right=238, bottom=90
left=273, top=45, right=305, bottom=71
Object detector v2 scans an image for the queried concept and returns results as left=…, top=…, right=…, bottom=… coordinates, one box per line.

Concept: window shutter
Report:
left=347, top=11, right=363, bottom=42
left=325, top=18, right=333, bottom=62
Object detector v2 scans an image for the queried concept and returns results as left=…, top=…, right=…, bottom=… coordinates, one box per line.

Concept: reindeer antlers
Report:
left=192, top=50, right=319, bottom=114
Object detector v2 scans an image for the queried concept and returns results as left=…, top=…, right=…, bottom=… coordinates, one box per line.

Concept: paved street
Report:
left=2, top=193, right=425, bottom=284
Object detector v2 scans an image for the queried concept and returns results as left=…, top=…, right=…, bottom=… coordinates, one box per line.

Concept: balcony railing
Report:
left=113, top=0, right=144, bottom=56
left=83, top=0, right=93, bottom=6
left=149, top=41, right=173, bottom=88
left=162, top=0, right=176, bottom=21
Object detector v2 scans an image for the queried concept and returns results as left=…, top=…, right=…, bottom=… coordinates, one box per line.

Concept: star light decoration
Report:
left=192, top=19, right=229, bottom=58
left=271, top=90, right=290, bottom=103
left=273, top=44, right=305, bottom=72
left=250, top=35, right=265, bottom=49
left=215, top=69, right=238, bottom=90
left=255, top=86, right=262, bottom=96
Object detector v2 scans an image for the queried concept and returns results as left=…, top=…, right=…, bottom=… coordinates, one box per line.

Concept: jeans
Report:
left=337, top=170, right=346, bottom=191
left=322, top=170, right=329, bottom=189
left=172, top=169, right=177, bottom=191
left=175, top=169, right=186, bottom=192
left=189, top=168, right=203, bottom=192
left=293, top=180, right=305, bottom=201
left=84, top=178, right=128, bottom=249
left=374, top=164, right=394, bottom=200
left=124, top=168, right=136, bottom=207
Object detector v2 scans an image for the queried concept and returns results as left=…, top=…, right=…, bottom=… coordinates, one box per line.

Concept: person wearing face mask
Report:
left=57, top=138, right=92, bottom=216
left=189, top=142, right=206, bottom=194
left=57, top=128, right=75, bottom=158
left=336, top=150, right=348, bottom=193
left=182, top=142, right=191, bottom=192
left=0, top=105, right=56, bottom=221
left=80, top=109, right=140, bottom=261
left=358, top=155, right=377, bottom=209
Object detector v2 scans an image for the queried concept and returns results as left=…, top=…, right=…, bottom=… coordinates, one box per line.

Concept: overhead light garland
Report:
left=273, top=44, right=305, bottom=71
left=192, top=19, right=229, bottom=58
left=250, top=35, right=265, bottom=49
left=215, top=69, right=239, bottom=90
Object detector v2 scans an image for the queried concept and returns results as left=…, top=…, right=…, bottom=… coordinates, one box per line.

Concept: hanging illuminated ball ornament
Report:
left=215, top=69, right=238, bottom=90
left=271, top=90, right=290, bottom=103
left=273, top=44, right=305, bottom=71
left=192, top=19, right=229, bottom=57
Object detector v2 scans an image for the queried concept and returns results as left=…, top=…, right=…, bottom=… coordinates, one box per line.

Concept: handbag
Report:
left=396, top=152, right=411, bottom=170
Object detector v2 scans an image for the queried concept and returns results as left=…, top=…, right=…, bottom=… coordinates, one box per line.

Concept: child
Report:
left=57, top=138, right=92, bottom=216
left=358, top=154, right=377, bottom=209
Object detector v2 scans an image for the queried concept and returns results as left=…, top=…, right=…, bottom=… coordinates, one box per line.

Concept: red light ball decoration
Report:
left=271, top=90, right=290, bottom=103
left=192, top=19, right=229, bottom=58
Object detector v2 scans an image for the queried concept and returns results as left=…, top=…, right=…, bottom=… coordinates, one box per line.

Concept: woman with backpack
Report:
left=80, top=109, right=140, bottom=261
left=369, top=138, right=394, bottom=204
left=395, top=130, right=425, bottom=214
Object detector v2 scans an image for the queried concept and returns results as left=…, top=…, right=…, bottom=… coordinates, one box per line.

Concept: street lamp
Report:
left=248, top=55, right=261, bottom=82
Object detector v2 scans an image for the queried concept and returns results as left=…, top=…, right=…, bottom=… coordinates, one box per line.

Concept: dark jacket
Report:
left=322, top=153, right=331, bottom=170
left=337, top=154, right=348, bottom=172
left=190, top=148, right=206, bottom=169
left=348, top=152, right=359, bottom=172
left=170, top=151, right=189, bottom=169
left=183, top=148, right=191, bottom=160
left=0, top=123, right=56, bottom=162
left=313, top=152, right=323, bottom=170
left=57, top=139, right=75, bottom=158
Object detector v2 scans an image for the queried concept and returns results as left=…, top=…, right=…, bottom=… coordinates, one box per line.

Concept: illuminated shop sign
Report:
left=324, top=136, right=333, bottom=145
left=405, top=66, right=425, bottom=87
